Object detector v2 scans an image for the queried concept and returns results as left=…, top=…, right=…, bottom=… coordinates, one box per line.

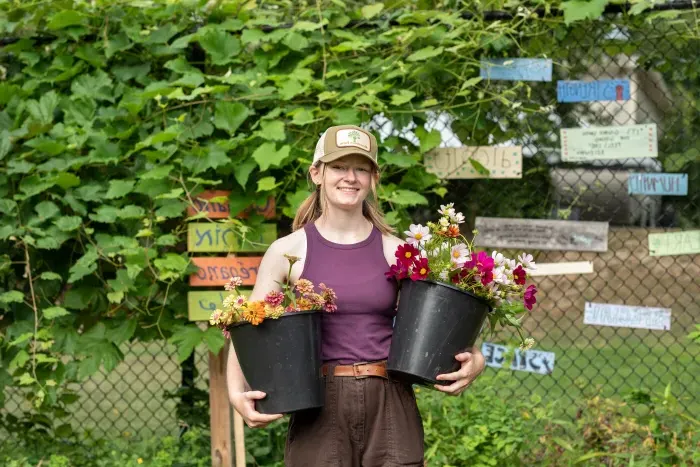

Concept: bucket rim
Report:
left=401, top=278, right=493, bottom=311
left=226, top=309, right=320, bottom=329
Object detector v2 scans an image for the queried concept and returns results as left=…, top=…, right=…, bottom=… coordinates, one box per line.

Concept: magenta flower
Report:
left=385, top=262, right=408, bottom=280
left=395, top=244, right=420, bottom=267
left=410, top=257, right=430, bottom=281
left=513, top=265, right=527, bottom=286
left=523, top=284, right=537, bottom=310
left=480, top=269, right=494, bottom=286
left=264, top=291, right=284, bottom=307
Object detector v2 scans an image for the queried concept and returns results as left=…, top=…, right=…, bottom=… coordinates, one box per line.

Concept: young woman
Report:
left=226, top=124, right=486, bottom=466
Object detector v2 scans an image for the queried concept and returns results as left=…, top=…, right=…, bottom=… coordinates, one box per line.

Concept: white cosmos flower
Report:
left=404, top=224, right=432, bottom=247
left=491, top=251, right=506, bottom=267
left=449, top=211, right=465, bottom=224
left=518, top=253, right=536, bottom=271
left=493, top=266, right=511, bottom=285
left=439, top=270, right=449, bottom=281
left=439, top=217, right=450, bottom=227
left=450, top=243, right=469, bottom=266
left=438, top=203, right=455, bottom=216
left=505, top=258, right=517, bottom=271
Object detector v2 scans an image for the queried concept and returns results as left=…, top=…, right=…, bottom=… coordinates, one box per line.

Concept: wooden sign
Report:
left=474, top=217, right=609, bottom=252
left=648, top=230, right=700, bottom=256
left=628, top=173, right=688, bottom=196
left=187, top=223, right=277, bottom=253
left=187, top=191, right=276, bottom=219
left=480, top=58, right=552, bottom=82
left=557, top=79, right=630, bottom=103
left=561, top=123, right=657, bottom=162
left=481, top=342, right=555, bottom=375
left=424, top=146, right=522, bottom=179
left=190, top=257, right=262, bottom=287
left=529, top=261, right=594, bottom=277
left=188, top=290, right=252, bottom=322
left=584, top=302, right=671, bottom=331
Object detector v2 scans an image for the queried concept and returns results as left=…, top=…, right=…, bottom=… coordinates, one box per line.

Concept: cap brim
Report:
left=317, top=148, right=378, bottom=168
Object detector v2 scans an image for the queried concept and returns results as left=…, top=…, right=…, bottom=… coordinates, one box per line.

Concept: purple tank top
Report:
left=301, top=222, right=398, bottom=364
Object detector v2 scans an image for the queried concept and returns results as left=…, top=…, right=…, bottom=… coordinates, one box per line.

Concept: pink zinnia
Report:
left=513, top=265, right=526, bottom=285
left=324, top=302, right=338, bottom=312
left=264, top=291, right=284, bottom=307
left=295, top=279, right=314, bottom=296
left=225, top=277, right=243, bottom=291
left=410, top=257, right=430, bottom=281
left=523, top=284, right=537, bottom=310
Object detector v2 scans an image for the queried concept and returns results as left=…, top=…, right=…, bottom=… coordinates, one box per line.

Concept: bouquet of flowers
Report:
left=210, top=254, right=338, bottom=336
left=386, top=203, right=538, bottom=350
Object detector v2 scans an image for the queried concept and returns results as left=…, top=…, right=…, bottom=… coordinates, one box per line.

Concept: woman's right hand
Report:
left=230, top=391, right=284, bottom=428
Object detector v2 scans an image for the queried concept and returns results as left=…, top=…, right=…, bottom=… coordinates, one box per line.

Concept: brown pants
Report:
left=284, top=368, right=425, bottom=466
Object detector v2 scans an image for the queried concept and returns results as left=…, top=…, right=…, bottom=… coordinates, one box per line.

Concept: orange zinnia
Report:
left=243, top=301, right=266, bottom=325
left=446, top=225, right=460, bottom=238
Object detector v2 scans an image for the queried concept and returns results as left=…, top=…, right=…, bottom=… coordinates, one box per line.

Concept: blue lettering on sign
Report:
left=480, top=58, right=552, bottom=82
left=198, top=292, right=226, bottom=313
left=557, top=79, right=630, bottom=103
left=628, top=173, right=688, bottom=196
left=194, top=226, right=242, bottom=248
left=481, top=342, right=555, bottom=375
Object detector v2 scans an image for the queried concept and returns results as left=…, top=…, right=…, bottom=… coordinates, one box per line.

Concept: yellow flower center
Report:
left=452, top=251, right=460, bottom=258
left=415, top=233, right=423, bottom=240
left=420, top=268, right=427, bottom=275
left=404, top=252, right=412, bottom=258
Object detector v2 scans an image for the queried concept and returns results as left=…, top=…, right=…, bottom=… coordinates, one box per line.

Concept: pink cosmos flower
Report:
left=513, top=265, right=527, bottom=286
left=523, top=284, right=537, bottom=310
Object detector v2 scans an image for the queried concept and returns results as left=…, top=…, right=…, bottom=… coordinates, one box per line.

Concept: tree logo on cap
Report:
left=347, top=130, right=361, bottom=144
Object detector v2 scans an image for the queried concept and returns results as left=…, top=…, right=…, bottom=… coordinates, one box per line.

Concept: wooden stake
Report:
left=209, top=341, right=232, bottom=467
left=233, top=409, right=246, bottom=467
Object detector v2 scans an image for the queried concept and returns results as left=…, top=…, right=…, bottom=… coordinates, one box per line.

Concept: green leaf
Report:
left=54, top=216, right=82, bottom=232
left=198, top=29, right=241, bottom=65
left=241, top=29, right=266, bottom=44
left=361, top=3, right=384, bottom=19
left=380, top=152, right=417, bottom=168
left=469, top=158, right=491, bottom=176
left=0, top=199, right=17, bottom=214
left=119, top=205, right=145, bottom=219
left=0, top=132, right=11, bottom=160
left=39, top=272, right=62, bottom=281
left=89, top=206, right=120, bottom=223
left=26, top=91, right=60, bottom=125
left=283, top=189, right=310, bottom=218
left=105, top=180, right=135, bottom=199
left=415, top=128, right=442, bottom=153
left=391, top=90, right=416, bottom=106
left=234, top=159, right=257, bottom=189
left=107, top=320, right=137, bottom=345
left=385, top=189, right=429, bottom=206
left=71, top=71, right=113, bottom=102
left=258, top=120, right=286, bottom=141
left=0, top=291, right=24, bottom=304
left=169, top=325, right=203, bottom=363
left=213, top=102, right=251, bottom=135
left=279, top=79, right=306, bottom=100
left=257, top=176, right=279, bottom=192
left=35, top=201, right=60, bottom=220
left=407, top=46, right=444, bottom=62
left=140, top=164, right=174, bottom=180
left=47, top=10, right=87, bottom=30
left=291, top=109, right=314, bottom=126
left=202, top=327, right=225, bottom=354
left=561, top=0, right=609, bottom=25
left=43, top=307, right=70, bottom=319
left=252, top=143, right=291, bottom=171
left=68, top=247, right=99, bottom=283
left=53, top=172, right=81, bottom=189
left=283, top=32, right=309, bottom=51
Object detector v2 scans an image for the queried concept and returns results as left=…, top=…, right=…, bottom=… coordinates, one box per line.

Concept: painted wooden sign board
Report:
left=557, top=79, right=630, bottom=103
left=528, top=261, right=594, bottom=277
left=481, top=342, right=555, bottom=375
left=424, top=146, right=522, bottom=179
left=474, top=217, right=609, bottom=252
left=561, top=123, right=658, bottom=162
left=480, top=58, right=552, bottom=82
left=187, top=190, right=276, bottom=219
left=188, top=289, right=252, bottom=322
left=190, top=257, right=262, bottom=286
left=584, top=302, right=671, bottom=331
left=628, top=173, right=688, bottom=196
left=187, top=223, right=277, bottom=253
left=648, top=230, right=700, bottom=256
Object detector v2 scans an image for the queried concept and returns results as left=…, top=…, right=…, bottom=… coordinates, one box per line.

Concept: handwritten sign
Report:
left=190, top=257, right=262, bottom=286
left=424, top=146, right=522, bottom=179
left=561, top=123, right=658, bottom=162
left=187, top=191, right=276, bottom=219
left=480, top=58, right=552, bottom=82
left=529, top=261, right=594, bottom=277
left=481, top=342, right=555, bottom=375
left=474, top=217, right=609, bottom=252
left=557, top=79, right=630, bottom=103
left=188, top=290, right=251, bottom=321
left=187, top=223, right=277, bottom=253
left=584, top=302, right=671, bottom=331
left=648, top=230, right=700, bottom=256
left=628, top=173, right=688, bottom=196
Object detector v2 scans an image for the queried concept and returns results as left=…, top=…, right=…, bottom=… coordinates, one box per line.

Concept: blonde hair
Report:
left=292, top=163, right=395, bottom=235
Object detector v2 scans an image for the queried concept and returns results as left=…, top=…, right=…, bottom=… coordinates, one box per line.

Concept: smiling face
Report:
left=309, top=154, right=377, bottom=211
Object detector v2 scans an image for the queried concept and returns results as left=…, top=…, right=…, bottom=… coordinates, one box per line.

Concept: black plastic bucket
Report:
left=387, top=279, right=491, bottom=386
left=229, top=311, right=324, bottom=414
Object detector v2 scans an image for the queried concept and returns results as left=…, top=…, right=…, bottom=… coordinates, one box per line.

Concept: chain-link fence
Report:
left=2, top=4, right=698, bottom=441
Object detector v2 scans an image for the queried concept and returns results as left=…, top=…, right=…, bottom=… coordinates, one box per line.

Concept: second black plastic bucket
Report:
left=387, top=279, right=491, bottom=386
left=229, top=311, right=324, bottom=414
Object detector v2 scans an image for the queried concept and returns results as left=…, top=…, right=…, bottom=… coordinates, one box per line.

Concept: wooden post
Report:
left=234, top=410, right=246, bottom=467
left=209, top=341, right=232, bottom=467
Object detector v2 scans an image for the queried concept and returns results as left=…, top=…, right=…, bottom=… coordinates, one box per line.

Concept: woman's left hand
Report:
left=434, top=346, right=486, bottom=396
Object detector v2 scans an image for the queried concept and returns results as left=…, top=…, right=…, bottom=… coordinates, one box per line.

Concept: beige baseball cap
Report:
left=312, top=125, right=378, bottom=169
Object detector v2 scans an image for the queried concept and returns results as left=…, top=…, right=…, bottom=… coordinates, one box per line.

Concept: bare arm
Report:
left=226, top=238, right=289, bottom=427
